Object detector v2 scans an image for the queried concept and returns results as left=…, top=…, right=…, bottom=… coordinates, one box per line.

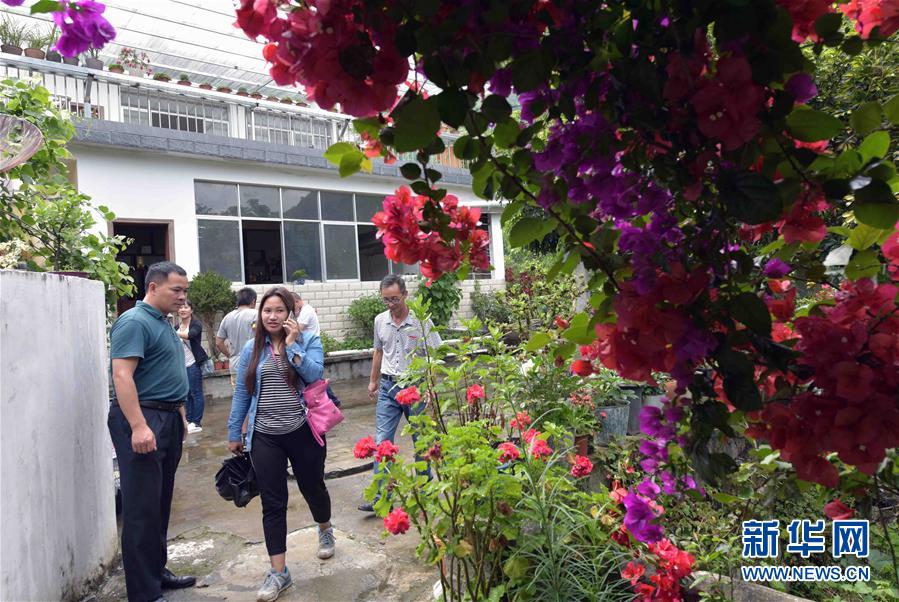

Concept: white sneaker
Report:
left=257, top=567, right=292, bottom=602
left=187, top=423, right=202, bottom=434
left=317, top=527, right=335, bottom=559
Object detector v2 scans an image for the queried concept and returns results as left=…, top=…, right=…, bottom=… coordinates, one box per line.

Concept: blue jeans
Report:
left=185, top=363, right=204, bottom=425
left=372, top=377, right=429, bottom=494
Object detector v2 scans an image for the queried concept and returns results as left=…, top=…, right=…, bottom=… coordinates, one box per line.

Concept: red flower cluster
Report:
left=235, top=0, right=407, bottom=115
left=384, top=507, right=411, bottom=535
left=748, top=279, right=899, bottom=486
left=529, top=438, right=553, bottom=459
left=372, top=187, right=490, bottom=281
left=571, top=359, right=593, bottom=376
left=353, top=436, right=377, bottom=459
left=777, top=0, right=836, bottom=41
left=570, top=455, right=593, bottom=478
left=626, top=538, right=695, bottom=602
left=466, top=384, right=485, bottom=405
left=691, top=56, right=765, bottom=151
left=375, top=440, right=400, bottom=463
left=779, top=192, right=829, bottom=244
left=510, top=411, right=532, bottom=430
left=395, top=386, right=420, bottom=407
left=840, top=0, right=899, bottom=38
left=497, top=442, right=520, bottom=463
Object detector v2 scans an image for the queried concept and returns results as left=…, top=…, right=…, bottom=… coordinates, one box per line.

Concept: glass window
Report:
left=355, top=193, right=384, bottom=222
left=284, top=221, right=323, bottom=282
left=324, top=224, right=358, bottom=279
left=320, top=191, right=354, bottom=221
left=197, top=219, right=242, bottom=281
left=357, top=225, right=388, bottom=281
left=240, top=185, right=280, bottom=218
left=242, top=220, right=283, bottom=284
left=195, top=182, right=238, bottom=216
left=283, top=188, right=319, bottom=220
left=391, top=260, right=420, bottom=276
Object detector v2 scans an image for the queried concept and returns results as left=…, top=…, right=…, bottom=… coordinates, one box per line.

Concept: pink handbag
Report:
left=303, top=379, right=344, bottom=446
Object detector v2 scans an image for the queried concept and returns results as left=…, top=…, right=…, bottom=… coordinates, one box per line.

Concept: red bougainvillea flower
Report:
left=510, top=411, right=532, bottom=430
left=235, top=0, right=278, bottom=39
left=353, top=436, right=377, bottom=459
left=824, top=499, right=855, bottom=520
left=570, top=455, right=593, bottom=478
left=610, top=480, right=628, bottom=504
left=375, top=440, right=399, bottom=463
left=497, top=442, right=520, bottom=463
left=384, top=508, right=411, bottom=535
left=554, top=315, right=570, bottom=329
left=571, top=359, right=594, bottom=376
left=621, top=561, right=646, bottom=585
left=777, top=0, right=836, bottom=42
left=779, top=193, right=829, bottom=244
left=529, top=438, right=553, bottom=459
left=394, top=386, right=421, bottom=407
left=691, top=56, right=765, bottom=150
left=466, top=384, right=486, bottom=405
left=841, top=0, right=899, bottom=38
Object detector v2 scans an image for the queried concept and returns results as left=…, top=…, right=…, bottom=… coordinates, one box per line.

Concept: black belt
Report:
left=111, top=399, right=184, bottom=412
left=380, top=374, right=398, bottom=382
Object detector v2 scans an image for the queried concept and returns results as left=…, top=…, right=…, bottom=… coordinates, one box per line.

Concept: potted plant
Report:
left=83, top=47, right=103, bottom=70
left=23, top=28, right=52, bottom=59
left=152, top=72, right=171, bottom=82
left=280, top=96, right=293, bottom=105
left=250, top=91, right=263, bottom=99
left=198, top=82, right=213, bottom=90
left=118, top=47, right=151, bottom=76
left=45, top=27, right=61, bottom=62
left=107, top=63, right=124, bottom=74
left=235, top=87, right=249, bottom=97
left=177, top=73, right=191, bottom=86
left=566, top=389, right=600, bottom=455
left=0, top=15, right=27, bottom=55
left=188, top=271, right=237, bottom=354
left=216, top=85, right=232, bottom=93
left=591, top=368, right=637, bottom=446
left=266, top=95, right=279, bottom=102
left=291, top=268, right=308, bottom=285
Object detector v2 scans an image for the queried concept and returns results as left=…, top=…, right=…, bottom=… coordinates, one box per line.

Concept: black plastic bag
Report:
left=214, top=453, right=258, bottom=508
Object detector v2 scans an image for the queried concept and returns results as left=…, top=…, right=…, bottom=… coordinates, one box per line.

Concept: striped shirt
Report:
left=254, top=354, right=306, bottom=435
left=373, top=310, right=441, bottom=377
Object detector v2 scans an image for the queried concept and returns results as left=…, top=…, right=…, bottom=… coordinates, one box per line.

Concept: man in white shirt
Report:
left=291, top=292, right=320, bottom=339
left=215, top=287, right=257, bottom=389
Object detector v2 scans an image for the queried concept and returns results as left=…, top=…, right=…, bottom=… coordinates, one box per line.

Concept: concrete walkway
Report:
left=88, top=389, right=436, bottom=602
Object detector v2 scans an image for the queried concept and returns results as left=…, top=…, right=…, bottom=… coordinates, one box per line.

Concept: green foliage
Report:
left=471, top=281, right=512, bottom=325
left=416, top=272, right=462, bottom=327
left=320, top=332, right=371, bottom=353
left=0, top=14, right=29, bottom=47
left=346, top=292, right=384, bottom=339
left=503, top=259, right=579, bottom=337
left=189, top=271, right=236, bottom=352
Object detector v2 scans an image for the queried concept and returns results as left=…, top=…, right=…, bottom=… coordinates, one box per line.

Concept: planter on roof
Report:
left=83, top=57, right=103, bottom=70
left=236, top=89, right=249, bottom=97
left=266, top=95, right=279, bottom=102
left=1, top=44, right=23, bottom=55
left=178, top=79, right=192, bottom=86
left=594, top=403, right=629, bottom=446
left=23, top=48, right=45, bottom=59
left=108, top=64, right=124, bottom=73
left=45, top=50, right=61, bottom=62
left=216, top=86, right=232, bottom=93
left=198, top=83, right=213, bottom=90
left=250, top=92, right=263, bottom=99
left=280, top=97, right=292, bottom=104
left=62, top=56, right=78, bottom=65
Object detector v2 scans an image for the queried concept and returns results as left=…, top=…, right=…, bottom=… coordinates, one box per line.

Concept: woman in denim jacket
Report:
left=226, top=286, right=333, bottom=602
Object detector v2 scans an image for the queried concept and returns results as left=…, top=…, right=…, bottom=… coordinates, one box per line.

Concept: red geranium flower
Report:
left=510, top=411, right=532, bottom=430
left=384, top=508, right=411, bottom=535
left=570, top=455, right=593, bottom=478
left=466, top=384, right=486, bottom=405
left=353, top=436, right=377, bottom=459
left=395, top=386, right=421, bottom=407
left=497, top=442, right=520, bottom=463
left=523, top=428, right=540, bottom=444
left=530, top=438, right=552, bottom=459
left=375, top=440, right=399, bottom=463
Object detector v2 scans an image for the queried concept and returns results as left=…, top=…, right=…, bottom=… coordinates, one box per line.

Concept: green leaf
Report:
left=525, top=332, right=552, bottom=351
left=786, top=107, right=844, bottom=142
left=493, top=118, right=520, bottom=149
left=338, top=150, right=364, bottom=177
left=884, top=94, right=899, bottom=125
left=481, top=95, right=512, bottom=122
left=728, top=292, right=772, bottom=336
left=814, top=12, right=843, bottom=38
left=710, top=492, right=739, bottom=504
left=723, top=172, right=783, bottom=225
left=854, top=181, right=899, bottom=229
left=847, top=224, right=888, bottom=250
left=391, top=96, right=441, bottom=153
left=29, top=0, right=62, bottom=14
left=561, top=312, right=593, bottom=345
left=400, top=163, right=421, bottom=180
left=436, top=89, right=468, bottom=128
left=511, top=50, right=549, bottom=93
left=353, top=117, right=382, bottom=137
left=849, top=101, right=882, bottom=137
left=323, top=142, right=357, bottom=166
left=859, top=131, right=890, bottom=163
left=453, top=135, right=479, bottom=160
left=845, top=249, right=881, bottom=280
left=508, top=217, right=555, bottom=247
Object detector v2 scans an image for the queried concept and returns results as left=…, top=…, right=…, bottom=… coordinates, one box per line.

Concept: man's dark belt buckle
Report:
left=380, top=374, right=396, bottom=382
left=112, top=399, right=183, bottom=412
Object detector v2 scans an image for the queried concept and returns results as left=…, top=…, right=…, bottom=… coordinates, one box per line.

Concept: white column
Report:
left=489, top=211, right=505, bottom=280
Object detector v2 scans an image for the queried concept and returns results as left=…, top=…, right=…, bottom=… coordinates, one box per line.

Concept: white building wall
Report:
left=0, top=271, right=117, bottom=601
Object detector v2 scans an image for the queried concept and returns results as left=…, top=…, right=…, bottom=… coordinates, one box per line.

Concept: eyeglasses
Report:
left=382, top=296, right=403, bottom=305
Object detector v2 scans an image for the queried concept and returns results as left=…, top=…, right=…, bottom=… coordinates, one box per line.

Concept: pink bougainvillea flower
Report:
left=570, top=455, right=593, bottom=478
left=394, top=386, right=421, bottom=407
left=384, top=508, right=411, bottom=534
left=353, top=436, right=377, bottom=459
left=824, top=499, right=855, bottom=520
left=529, top=438, right=553, bottom=459
left=375, top=440, right=399, bottom=463
left=52, top=0, right=116, bottom=58
left=777, top=0, right=836, bottom=42
left=841, top=0, right=899, bottom=38
left=691, top=56, right=765, bottom=150
left=497, top=442, right=520, bottom=463
left=466, top=384, right=486, bottom=405
left=621, top=561, right=646, bottom=585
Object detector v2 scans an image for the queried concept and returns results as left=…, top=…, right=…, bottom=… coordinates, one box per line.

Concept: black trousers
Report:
left=108, top=406, right=183, bottom=602
left=250, top=423, right=331, bottom=556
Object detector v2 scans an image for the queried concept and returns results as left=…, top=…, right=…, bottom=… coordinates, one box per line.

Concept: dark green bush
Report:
left=416, top=272, right=462, bottom=326
left=346, top=293, right=384, bottom=339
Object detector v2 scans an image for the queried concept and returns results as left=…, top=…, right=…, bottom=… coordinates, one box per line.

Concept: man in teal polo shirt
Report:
left=108, top=262, right=196, bottom=602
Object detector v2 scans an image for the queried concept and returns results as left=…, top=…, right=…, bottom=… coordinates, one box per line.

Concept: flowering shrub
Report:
left=0, top=1, right=115, bottom=57
left=393, top=385, right=420, bottom=407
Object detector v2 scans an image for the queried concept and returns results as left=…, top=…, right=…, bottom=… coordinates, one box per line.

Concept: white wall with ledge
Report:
left=0, top=270, right=117, bottom=601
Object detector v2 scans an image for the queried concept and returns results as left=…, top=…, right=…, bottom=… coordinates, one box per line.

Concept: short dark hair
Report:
left=145, top=261, right=187, bottom=290
left=183, top=299, right=194, bottom=310
left=379, top=274, right=406, bottom=294
left=236, top=287, right=257, bottom=307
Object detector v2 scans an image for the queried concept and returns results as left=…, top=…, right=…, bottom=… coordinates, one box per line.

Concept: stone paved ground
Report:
left=87, top=387, right=437, bottom=602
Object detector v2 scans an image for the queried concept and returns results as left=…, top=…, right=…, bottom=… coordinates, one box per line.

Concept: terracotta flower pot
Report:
left=216, top=87, right=232, bottom=94
left=574, top=434, right=590, bottom=456
left=178, top=79, right=191, bottom=86
left=214, top=360, right=224, bottom=370
left=108, top=65, right=124, bottom=73
left=23, top=48, right=45, bottom=59
left=199, top=83, right=213, bottom=90
left=1, top=44, right=23, bottom=55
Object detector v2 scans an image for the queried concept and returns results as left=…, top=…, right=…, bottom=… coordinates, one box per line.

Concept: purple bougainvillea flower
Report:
left=53, top=1, right=116, bottom=58
left=1, top=0, right=27, bottom=7
left=785, top=72, right=817, bottom=104
left=637, top=478, right=661, bottom=499
left=623, top=492, right=664, bottom=543
left=763, top=258, right=792, bottom=278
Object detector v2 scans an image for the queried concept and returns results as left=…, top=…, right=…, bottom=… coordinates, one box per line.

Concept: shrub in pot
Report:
left=0, top=15, right=27, bottom=55
left=216, top=85, right=232, bottom=93
left=235, top=87, right=249, bottom=96
left=198, top=83, right=213, bottom=90
left=266, top=95, right=279, bottom=102
left=107, top=63, right=124, bottom=74
left=177, top=73, right=191, bottom=86
left=250, top=92, right=263, bottom=99
left=23, top=28, right=52, bottom=59
left=280, top=97, right=292, bottom=104
left=83, top=48, right=102, bottom=69
left=188, top=271, right=237, bottom=354
left=152, top=72, right=171, bottom=82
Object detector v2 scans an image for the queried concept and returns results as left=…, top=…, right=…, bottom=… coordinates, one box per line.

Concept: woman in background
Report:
left=176, top=300, right=207, bottom=433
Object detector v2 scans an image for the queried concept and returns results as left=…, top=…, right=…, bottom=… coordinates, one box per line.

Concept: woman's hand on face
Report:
left=228, top=441, right=244, bottom=455
left=283, top=318, right=300, bottom=346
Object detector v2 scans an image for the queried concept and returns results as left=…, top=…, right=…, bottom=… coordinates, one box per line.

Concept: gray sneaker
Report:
left=256, top=567, right=292, bottom=602
left=318, top=527, right=336, bottom=559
